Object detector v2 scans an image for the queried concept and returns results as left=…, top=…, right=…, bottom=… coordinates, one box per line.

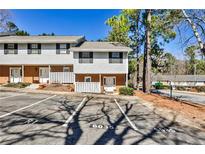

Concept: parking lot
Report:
left=0, top=91, right=205, bottom=145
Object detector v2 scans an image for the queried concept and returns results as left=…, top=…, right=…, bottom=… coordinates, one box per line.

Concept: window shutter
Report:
left=90, top=52, right=93, bottom=63
left=109, top=52, right=112, bottom=58
left=79, top=52, right=82, bottom=63
left=79, top=52, right=82, bottom=58
left=66, top=43, right=70, bottom=54
left=120, top=52, right=123, bottom=63
left=27, top=43, right=31, bottom=54
left=14, top=44, right=18, bottom=54
left=90, top=52, right=93, bottom=58
left=120, top=52, right=123, bottom=58
left=4, top=44, right=8, bottom=54
left=109, top=52, right=112, bottom=63
left=56, top=43, right=60, bottom=54
left=38, top=44, right=41, bottom=54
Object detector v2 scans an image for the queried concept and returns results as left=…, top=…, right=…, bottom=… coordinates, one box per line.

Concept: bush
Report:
left=195, top=86, right=205, bottom=92
left=119, top=87, right=134, bottom=96
left=128, top=83, right=134, bottom=88
left=4, top=82, right=31, bottom=88
left=154, top=82, right=164, bottom=89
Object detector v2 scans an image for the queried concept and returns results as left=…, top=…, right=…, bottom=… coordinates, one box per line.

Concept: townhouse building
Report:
left=0, top=35, right=132, bottom=93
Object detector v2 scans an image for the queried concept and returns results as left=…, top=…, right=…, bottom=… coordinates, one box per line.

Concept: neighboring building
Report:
left=152, top=75, right=205, bottom=86
left=0, top=35, right=132, bottom=93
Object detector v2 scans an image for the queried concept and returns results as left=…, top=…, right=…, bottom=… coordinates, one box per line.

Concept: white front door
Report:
left=104, top=77, right=116, bottom=87
left=39, top=67, right=49, bottom=83
left=10, top=67, right=22, bottom=83
left=104, top=77, right=116, bottom=92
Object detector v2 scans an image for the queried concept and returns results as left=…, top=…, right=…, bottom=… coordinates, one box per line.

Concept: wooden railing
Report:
left=75, top=82, right=101, bottom=93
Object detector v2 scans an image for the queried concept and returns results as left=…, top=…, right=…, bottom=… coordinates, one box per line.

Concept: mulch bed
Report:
left=38, top=84, right=74, bottom=92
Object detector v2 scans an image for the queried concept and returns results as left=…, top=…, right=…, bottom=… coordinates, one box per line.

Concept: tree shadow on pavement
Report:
left=93, top=100, right=205, bottom=145
left=0, top=98, right=80, bottom=145
left=94, top=101, right=133, bottom=145
left=64, top=97, right=93, bottom=145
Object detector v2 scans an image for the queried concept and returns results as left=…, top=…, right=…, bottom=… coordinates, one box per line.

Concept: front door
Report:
left=104, top=77, right=116, bottom=87
left=104, top=77, right=116, bottom=92
left=39, top=67, right=49, bottom=83
left=10, top=67, right=22, bottom=83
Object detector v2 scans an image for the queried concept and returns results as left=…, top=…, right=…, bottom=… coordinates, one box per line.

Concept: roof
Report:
left=0, top=35, right=85, bottom=43
left=0, top=32, right=16, bottom=37
left=152, top=75, right=205, bottom=82
left=71, top=41, right=132, bottom=52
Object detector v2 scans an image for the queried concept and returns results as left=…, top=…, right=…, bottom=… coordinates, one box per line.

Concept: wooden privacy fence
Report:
left=75, top=82, right=101, bottom=93
left=50, top=72, right=74, bottom=83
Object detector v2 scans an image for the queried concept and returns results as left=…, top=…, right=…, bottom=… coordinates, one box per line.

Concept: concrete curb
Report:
left=0, top=87, right=138, bottom=100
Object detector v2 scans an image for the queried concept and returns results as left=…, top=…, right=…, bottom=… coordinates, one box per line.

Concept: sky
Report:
left=10, top=9, right=189, bottom=60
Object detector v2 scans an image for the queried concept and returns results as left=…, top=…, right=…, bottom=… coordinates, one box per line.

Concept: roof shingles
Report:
left=0, top=36, right=85, bottom=43
left=71, top=42, right=132, bottom=52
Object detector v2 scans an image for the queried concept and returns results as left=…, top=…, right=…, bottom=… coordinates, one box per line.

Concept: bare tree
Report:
left=0, top=9, right=10, bottom=32
left=182, top=9, right=205, bottom=54
left=143, top=9, right=152, bottom=93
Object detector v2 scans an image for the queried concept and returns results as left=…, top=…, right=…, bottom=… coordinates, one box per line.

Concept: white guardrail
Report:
left=75, top=82, right=101, bottom=93
left=50, top=72, right=74, bottom=84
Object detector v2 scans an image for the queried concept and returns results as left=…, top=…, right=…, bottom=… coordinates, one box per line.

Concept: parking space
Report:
left=0, top=91, right=205, bottom=145
left=0, top=91, right=26, bottom=100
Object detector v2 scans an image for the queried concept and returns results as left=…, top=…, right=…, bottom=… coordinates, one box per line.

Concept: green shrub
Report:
left=119, top=87, right=134, bottom=96
left=4, top=82, right=31, bottom=88
left=128, top=83, right=134, bottom=88
left=154, top=82, right=164, bottom=89
left=195, top=86, right=205, bottom=92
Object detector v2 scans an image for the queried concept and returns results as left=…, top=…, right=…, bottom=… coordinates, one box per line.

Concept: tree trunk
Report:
left=136, top=51, right=140, bottom=90
left=143, top=9, right=152, bottom=93
left=182, top=9, right=205, bottom=54
left=135, top=10, right=141, bottom=90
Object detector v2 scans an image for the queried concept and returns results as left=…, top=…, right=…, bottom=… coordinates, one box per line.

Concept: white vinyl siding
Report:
left=74, top=52, right=128, bottom=74
left=0, top=43, right=74, bottom=65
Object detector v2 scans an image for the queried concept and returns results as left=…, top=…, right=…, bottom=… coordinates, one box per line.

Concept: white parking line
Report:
left=62, top=97, right=88, bottom=127
left=114, top=99, right=138, bottom=131
left=0, top=93, right=27, bottom=100
left=0, top=95, right=56, bottom=119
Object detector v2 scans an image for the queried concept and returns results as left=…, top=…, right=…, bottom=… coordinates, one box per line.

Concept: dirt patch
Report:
left=134, top=90, right=205, bottom=129
left=38, top=84, right=74, bottom=92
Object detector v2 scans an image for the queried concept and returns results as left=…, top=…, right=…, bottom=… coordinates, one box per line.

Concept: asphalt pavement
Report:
left=155, top=89, right=205, bottom=105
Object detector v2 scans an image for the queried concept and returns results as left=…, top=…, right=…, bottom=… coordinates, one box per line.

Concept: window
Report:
left=109, top=52, right=123, bottom=63
left=31, top=44, right=38, bottom=49
left=84, top=76, right=91, bottom=82
left=8, top=44, right=15, bottom=49
left=103, top=77, right=116, bottom=86
left=63, top=67, right=70, bottom=72
left=28, top=43, right=41, bottom=54
left=79, top=52, right=93, bottom=63
left=56, top=43, right=70, bottom=54
left=4, top=43, right=18, bottom=54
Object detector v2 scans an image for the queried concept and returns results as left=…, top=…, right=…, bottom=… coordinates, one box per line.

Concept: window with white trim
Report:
left=63, top=67, right=70, bottom=72
left=84, top=76, right=92, bottom=82
left=103, top=77, right=116, bottom=86
left=4, top=43, right=18, bottom=54
left=56, top=43, right=70, bottom=54
left=109, top=52, right=123, bottom=63
left=28, top=43, right=41, bottom=54
left=8, top=44, right=15, bottom=49
left=79, top=52, right=93, bottom=63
